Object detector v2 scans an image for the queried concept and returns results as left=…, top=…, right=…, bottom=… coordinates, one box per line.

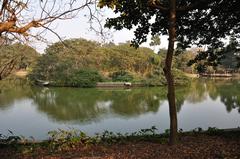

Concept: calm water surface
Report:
left=0, top=79, right=239, bottom=139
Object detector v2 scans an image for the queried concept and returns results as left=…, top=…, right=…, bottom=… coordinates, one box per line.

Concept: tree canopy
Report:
left=99, top=0, right=240, bottom=48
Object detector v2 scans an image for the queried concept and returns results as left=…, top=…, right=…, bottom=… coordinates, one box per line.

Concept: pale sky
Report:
left=30, top=7, right=169, bottom=53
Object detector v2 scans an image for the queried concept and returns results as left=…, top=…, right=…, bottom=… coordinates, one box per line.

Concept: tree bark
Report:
left=164, top=0, right=178, bottom=145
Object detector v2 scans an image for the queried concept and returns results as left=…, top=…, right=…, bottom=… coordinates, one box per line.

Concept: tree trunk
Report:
left=164, top=0, right=178, bottom=145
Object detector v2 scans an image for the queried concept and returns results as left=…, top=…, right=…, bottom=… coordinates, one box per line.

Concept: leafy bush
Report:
left=67, top=69, right=103, bottom=87
left=48, top=129, right=95, bottom=151
left=47, top=126, right=160, bottom=150
left=110, top=71, right=134, bottom=82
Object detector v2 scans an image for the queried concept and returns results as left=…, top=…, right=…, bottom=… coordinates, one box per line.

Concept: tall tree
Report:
left=98, top=0, right=240, bottom=145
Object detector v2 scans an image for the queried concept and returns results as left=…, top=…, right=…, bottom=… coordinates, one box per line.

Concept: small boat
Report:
left=36, top=79, right=50, bottom=86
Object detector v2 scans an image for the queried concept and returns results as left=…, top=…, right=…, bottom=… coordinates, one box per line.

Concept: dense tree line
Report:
left=1, top=38, right=238, bottom=83
left=29, top=38, right=189, bottom=87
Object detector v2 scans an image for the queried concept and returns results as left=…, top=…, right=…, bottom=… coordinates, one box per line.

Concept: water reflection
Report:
left=208, top=80, right=240, bottom=113
left=187, top=79, right=240, bottom=113
left=30, top=87, right=167, bottom=123
left=0, top=79, right=239, bottom=124
left=0, top=79, right=32, bottom=110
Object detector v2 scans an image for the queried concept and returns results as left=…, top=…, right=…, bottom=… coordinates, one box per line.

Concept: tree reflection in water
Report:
left=30, top=87, right=167, bottom=123
left=0, top=79, right=239, bottom=124
left=0, top=79, right=32, bottom=110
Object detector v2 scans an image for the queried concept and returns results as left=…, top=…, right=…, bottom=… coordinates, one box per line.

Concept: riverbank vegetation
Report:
left=28, top=38, right=189, bottom=87
left=0, top=127, right=240, bottom=159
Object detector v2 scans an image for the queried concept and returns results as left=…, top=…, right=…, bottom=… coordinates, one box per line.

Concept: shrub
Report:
left=67, top=69, right=103, bottom=87
left=110, top=71, right=134, bottom=82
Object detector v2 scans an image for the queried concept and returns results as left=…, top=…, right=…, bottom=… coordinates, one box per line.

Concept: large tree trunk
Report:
left=163, top=0, right=178, bottom=145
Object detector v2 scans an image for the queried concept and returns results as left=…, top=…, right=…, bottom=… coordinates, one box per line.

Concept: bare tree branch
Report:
left=0, top=0, right=97, bottom=42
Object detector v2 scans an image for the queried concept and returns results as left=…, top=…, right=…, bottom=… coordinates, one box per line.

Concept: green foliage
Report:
left=110, top=71, right=134, bottom=82
left=1, top=125, right=239, bottom=152
left=188, top=38, right=240, bottom=73
left=144, top=68, right=189, bottom=86
left=187, top=45, right=226, bottom=73
left=99, top=0, right=240, bottom=76
left=195, top=64, right=207, bottom=73
left=29, top=40, right=107, bottom=87
left=28, top=53, right=59, bottom=81
left=205, top=127, right=223, bottom=136
left=190, top=127, right=223, bottom=136
left=150, top=35, right=161, bottom=52
left=67, top=69, right=103, bottom=87
left=172, top=69, right=190, bottom=85
left=220, top=37, right=240, bottom=69
left=48, top=126, right=160, bottom=149
left=29, top=39, right=188, bottom=87
left=99, top=0, right=240, bottom=48
left=29, top=38, right=189, bottom=87
left=150, top=35, right=161, bottom=47
left=143, top=69, right=166, bottom=86
left=48, top=129, right=96, bottom=151
left=0, top=43, right=39, bottom=79
left=29, top=61, right=103, bottom=88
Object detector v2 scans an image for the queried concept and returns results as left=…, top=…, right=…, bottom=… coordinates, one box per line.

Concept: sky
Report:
left=30, top=5, right=169, bottom=53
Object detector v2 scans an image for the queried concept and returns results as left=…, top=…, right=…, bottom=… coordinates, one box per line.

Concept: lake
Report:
left=0, top=79, right=239, bottom=140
